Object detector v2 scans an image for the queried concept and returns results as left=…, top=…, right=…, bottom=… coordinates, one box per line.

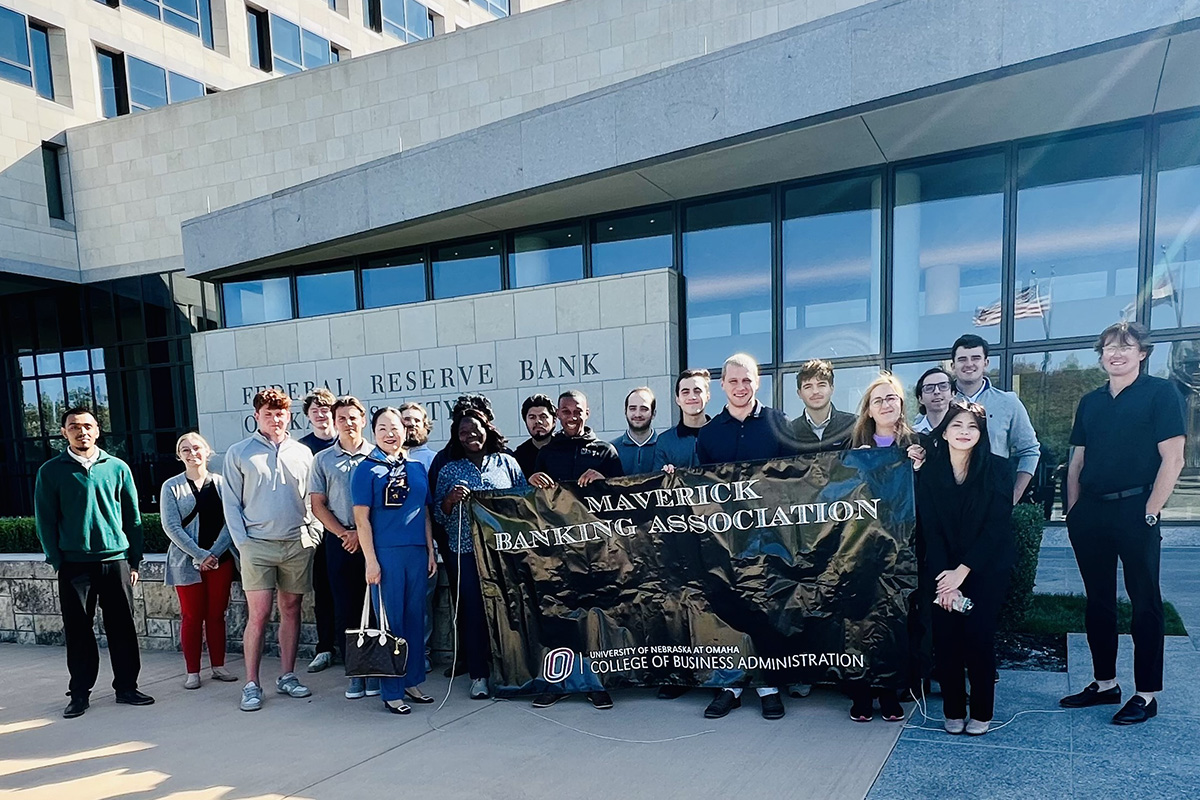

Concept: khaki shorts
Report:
left=238, top=538, right=313, bottom=595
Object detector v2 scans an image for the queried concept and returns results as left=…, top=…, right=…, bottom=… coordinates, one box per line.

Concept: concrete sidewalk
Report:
left=0, top=644, right=902, bottom=800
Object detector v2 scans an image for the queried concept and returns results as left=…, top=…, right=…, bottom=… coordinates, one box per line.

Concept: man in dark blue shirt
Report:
left=1059, top=323, right=1186, bottom=726
left=694, top=353, right=792, bottom=721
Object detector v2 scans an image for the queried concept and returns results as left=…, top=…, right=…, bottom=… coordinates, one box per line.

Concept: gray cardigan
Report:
left=160, top=472, right=235, bottom=587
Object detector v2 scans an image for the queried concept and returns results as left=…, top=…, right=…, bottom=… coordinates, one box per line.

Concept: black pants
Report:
left=455, top=551, right=491, bottom=680
left=1067, top=495, right=1164, bottom=692
left=312, top=538, right=337, bottom=656
left=58, top=560, right=141, bottom=698
left=324, top=531, right=367, bottom=658
left=931, top=572, right=1007, bottom=722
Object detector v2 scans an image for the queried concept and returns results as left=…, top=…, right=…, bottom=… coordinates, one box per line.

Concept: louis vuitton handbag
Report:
left=345, top=587, right=408, bottom=678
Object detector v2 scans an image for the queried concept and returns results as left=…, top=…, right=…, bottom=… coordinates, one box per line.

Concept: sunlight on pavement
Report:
left=0, top=767, right=167, bottom=799
left=0, top=721, right=52, bottom=737
left=0, top=742, right=155, bottom=779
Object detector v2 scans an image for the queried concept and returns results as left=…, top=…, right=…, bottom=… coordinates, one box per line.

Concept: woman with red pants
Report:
left=161, top=433, right=239, bottom=689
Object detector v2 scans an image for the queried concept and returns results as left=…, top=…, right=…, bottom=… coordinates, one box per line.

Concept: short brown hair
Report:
left=675, top=368, right=711, bottom=395
left=302, top=388, right=336, bottom=416
left=331, top=395, right=366, bottom=419
left=1095, top=321, right=1154, bottom=357
left=398, top=401, right=432, bottom=432
left=253, top=388, right=291, bottom=412
left=796, top=359, right=835, bottom=388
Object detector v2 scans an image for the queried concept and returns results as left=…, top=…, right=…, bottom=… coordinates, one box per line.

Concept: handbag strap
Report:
left=357, top=585, right=391, bottom=645
left=179, top=478, right=205, bottom=529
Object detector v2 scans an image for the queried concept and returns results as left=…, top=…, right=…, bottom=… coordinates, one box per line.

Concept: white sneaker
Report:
left=307, top=652, right=333, bottom=673
left=276, top=673, right=312, bottom=698
left=184, top=673, right=201, bottom=690
left=965, top=718, right=989, bottom=736
left=944, top=718, right=965, bottom=735
left=470, top=678, right=489, bottom=699
left=240, top=682, right=263, bottom=712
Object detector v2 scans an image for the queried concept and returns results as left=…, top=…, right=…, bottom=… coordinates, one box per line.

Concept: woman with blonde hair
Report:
left=160, top=432, right=238, bottom=689
left=847, top=372, right=925, bottom=723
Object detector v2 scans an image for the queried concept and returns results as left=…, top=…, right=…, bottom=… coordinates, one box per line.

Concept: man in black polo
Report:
left=1059, top=322, right=1185, bottom=726
left=695, top=353, right=792, bottom=721
left=528, top=389, right=623, bottom=710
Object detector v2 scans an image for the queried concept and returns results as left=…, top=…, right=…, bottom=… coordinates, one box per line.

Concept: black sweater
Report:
left=915, top=453, right=1015, bottom=583
left=534, top=428, right=624, bottom=483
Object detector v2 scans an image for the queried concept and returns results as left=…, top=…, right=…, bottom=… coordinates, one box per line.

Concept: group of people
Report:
left=32, top=325, right=1182, bottom=734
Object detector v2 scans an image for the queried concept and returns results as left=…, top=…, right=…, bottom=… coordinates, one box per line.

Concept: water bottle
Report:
left=950, top=595, right=974, bottom=615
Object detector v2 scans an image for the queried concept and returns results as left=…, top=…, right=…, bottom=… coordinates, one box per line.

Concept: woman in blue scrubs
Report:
left=352, top=406, right=438, bottom=714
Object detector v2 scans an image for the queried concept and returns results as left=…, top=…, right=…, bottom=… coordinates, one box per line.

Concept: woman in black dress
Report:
left=916, top=400, right=1015, bottom=736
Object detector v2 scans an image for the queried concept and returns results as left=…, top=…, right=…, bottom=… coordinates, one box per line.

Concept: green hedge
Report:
left=0, top=514, right=168, bottom=555
left=999, top=502, right=1046, bottom=632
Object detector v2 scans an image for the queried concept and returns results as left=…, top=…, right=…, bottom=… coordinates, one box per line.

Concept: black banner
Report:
left=469, top=449, right=915, bottom=696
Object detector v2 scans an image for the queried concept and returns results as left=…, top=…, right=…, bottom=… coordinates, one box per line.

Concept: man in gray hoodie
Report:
left=222, top=388, right=317, bottom=712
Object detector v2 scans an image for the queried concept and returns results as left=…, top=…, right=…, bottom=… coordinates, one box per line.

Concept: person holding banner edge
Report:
left=847, top=372, right=926, bottom=723
left=694, top=353, right=791, bottom=721
left=916, top=400, right=1014, bottom=736
left=435, top=408, right=528, bottom=700
left=527, top=389, right=623, bottom=710
left=352, top=407, right=438, bottom=715
left=653, top=369, right=712, bottom=472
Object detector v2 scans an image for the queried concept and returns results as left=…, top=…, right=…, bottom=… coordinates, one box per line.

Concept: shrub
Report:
left=999, top=502, right=1045, bottom=632
left=0, top=514, right=167, bottom=555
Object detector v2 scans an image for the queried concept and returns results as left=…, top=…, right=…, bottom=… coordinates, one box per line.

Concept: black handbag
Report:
left=344, top=587, right=408, bottom=678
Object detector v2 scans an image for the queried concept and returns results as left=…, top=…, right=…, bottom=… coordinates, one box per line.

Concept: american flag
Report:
left=973, top=284, right=1048, bottom=328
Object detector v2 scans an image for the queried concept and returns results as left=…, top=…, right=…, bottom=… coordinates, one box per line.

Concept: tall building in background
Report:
left=4, top=0, right=1200, bottom=523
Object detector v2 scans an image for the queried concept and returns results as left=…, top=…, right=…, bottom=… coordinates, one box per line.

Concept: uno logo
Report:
left=541, top=648, right=576, bottom=683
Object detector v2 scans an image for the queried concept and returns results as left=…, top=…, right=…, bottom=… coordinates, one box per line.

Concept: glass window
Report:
left=247, top=7, right=269, bottom=71
left=1015, top=129, right=1144, bottom=342
left=38, top=377, right=65, bottom=431
left=21, top=380, right=40, bottom=436
left=780, top=364, right=882, bottom=421
left=63, top=350, right=90, bottom=373
left=683, top=194, right=773, bottom=369
left=222, top=277, right=293, bottom=327
left=471, top=0, right=508, bottom=17
left=168, top=71, right=204, bottom=102
left=1148, top=340, right=1200, bottom=520
left=297, top=268, right=357, bottom=317
left=270, top=14, right=303, bottom=73
left=363, top=253, right=426, bottom=308
left=127, top=56, right=168, bottom=111
left=1151, top=117, right=1200, bottom=330
left=42, top=145, right=64, bottom=220
left=379, top=0, right=431, bottom=42
left=96, top=49, right=122, bottom=118
left=28, top=23, right=51, bottom=99
left=0, top=5, right=32, bottom=89
left=892, top=154, right=1004, bottom=353
left=35, top=352, right=61, bottom=375
left=432, top=240, right=501, bottom=299
left=591, top=209, right=673, bottom=277
left=1011, top=348, right=1104, bottom=521
left=301, top=29, right=330, bottom=68
left=783, top=174, right=881, bottom=361
left=508, top=225, right=583, bottom=289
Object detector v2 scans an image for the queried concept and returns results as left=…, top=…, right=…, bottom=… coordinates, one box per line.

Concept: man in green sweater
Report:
left=34, top=406, right=155, bottom=719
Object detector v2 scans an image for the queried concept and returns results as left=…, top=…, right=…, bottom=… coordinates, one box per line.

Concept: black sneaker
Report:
left=704, top=689, right=741, bottom=719
left=587, top=691, right=614, bottom=709
left=1060, top=682, right=1121, bottom=708
left=760, top=692, right=785, bottom=720
left=63, top=695, right=89, bottom=719
left=115, top=690, right=155, bottom=706
left=531, top=692, right=565, bottom=708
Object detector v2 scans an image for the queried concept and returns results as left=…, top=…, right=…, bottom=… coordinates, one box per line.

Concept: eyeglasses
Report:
left=1101, top=343, right=1138, bottom=355
left=869, top=394, right=902, bottom=408
left=921, top=381, right=951, bottom=395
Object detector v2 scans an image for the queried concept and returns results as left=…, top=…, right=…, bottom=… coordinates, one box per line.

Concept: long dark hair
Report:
left=445, top=408, right=508, bottom=461
left=926, top=400, right=993, bottom=487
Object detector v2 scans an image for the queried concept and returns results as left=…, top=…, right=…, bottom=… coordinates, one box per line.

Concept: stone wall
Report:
left=0, top=553, right=455, bottom=661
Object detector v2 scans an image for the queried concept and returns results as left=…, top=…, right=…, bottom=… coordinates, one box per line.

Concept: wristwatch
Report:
left=1145, top=513, right=1159, bottom=527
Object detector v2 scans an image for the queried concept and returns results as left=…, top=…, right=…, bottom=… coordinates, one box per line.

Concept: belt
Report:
left=1096, top=485, right=1152, bottom=501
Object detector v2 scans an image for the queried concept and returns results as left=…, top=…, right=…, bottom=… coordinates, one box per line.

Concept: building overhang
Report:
left=181, top=0, right=1200, bottom=280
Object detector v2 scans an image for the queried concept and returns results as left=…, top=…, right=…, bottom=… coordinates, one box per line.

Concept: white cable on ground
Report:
left=904, top=677, right=1067, bottom=733
left=426, top=506, right=466, bottom=732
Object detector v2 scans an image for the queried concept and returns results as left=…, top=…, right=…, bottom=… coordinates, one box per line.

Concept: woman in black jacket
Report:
left=916, top=400, right=1015, bottom=736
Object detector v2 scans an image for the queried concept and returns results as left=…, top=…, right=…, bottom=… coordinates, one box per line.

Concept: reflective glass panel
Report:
left=1148, top=340, right=1200, bottom=520
left=35, top=352, right=60, bottom=374
left=127, top=56, right=168, bottom=111
left=29, top=24, right=51, bottom=99
left=780, top=364, right=883, bottom=422
left=432, top=240, right=501, bottom=299
left=683, top=194, right=772, bottom=368
left=270, top=14, right=303, bottom=72
left=222, top=277, right=292, bottom=327
left=63, top=350, right=89, bottom=373
left=1151, top=117, right=1200, bottom=330
left=296, top=268, right=357, bottom=317
left=363, top=253, right=425, bottom=308
left=0, top=5, right=31, bottom=89
left=168, top=71, right=204, bottom=102
left=66, top=374, right=93, bottom=409
left=21, top=380, right=40, bottom=436
left=38, top=377, right=65, bottom=430
left=96, top=49, right=118, bottom=118
left=1011, top=348, right=1104, bottom=521
left=508, top=225, right=583, bottom=289
left=1015, top=129, right=1143, bottom=341
left=591, top=209, right=673, bottom=277
left=301, top=29, right=330, bottom=68
left=783, top=175, right=881, bottom=361
left=892, top=154, right=1004, bottom=352
left=93, top=373, right=111, bottom=431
